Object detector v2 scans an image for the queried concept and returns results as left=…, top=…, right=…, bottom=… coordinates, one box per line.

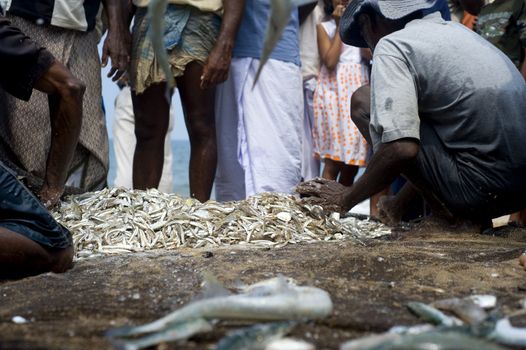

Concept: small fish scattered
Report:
left=111, top=318, right=213, bottom=350
left=468, top=295, right=497, bottom=309
left=216, top=322, right=295, bottom=350
left=491, top=317, right=526, bottom=346
left=432, top=297, right=488, bottom=325
left=407, top=302, right=462, bottom=327
left=107, top=274, right=333, bottom=339
left=52, top=188, right=390, bottom=259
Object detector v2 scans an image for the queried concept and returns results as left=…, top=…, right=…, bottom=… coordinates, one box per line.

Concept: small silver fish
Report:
left=110, top=318, right=213, bottom=350
left=407, top=302, right=461, bottom=327
left=432, top=298, right=488, bottom=325
left=216, top=322, right=295, bottom=350
left=106, top=275, right=332, bottom=338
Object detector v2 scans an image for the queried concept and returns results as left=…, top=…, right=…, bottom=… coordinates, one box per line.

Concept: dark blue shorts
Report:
left=0, top=161, right=72, bottom=249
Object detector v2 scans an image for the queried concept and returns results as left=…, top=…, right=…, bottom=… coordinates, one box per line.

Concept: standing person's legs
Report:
left=132, top=84, right=171, bottom=190
left=322, top=158, right=340, bottom=181
left=302, top=78, right=320, bottom=181
left=339, top=164, right=360, bottom=187
left=176, top=62, right=216, bottom=202
left=214, top=58, right=247, bottom=202
left=113, top=87, right=136, bottom=188
left=240, top=59, right=303, bottom=196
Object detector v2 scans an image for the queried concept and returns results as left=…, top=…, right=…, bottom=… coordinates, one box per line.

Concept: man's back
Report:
left=372, top=12, right=526, bottom=184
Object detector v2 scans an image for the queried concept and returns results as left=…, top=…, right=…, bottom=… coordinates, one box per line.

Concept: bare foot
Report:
left=377, top=195, right=404, bottom=226
left=520, top=252, right=526, bottom=270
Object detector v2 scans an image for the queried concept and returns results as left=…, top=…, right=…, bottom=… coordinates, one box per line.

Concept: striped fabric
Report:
left=3, top=0, right=101, bottom=32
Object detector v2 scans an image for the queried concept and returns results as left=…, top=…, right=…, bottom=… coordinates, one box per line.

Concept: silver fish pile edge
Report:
left=51, top=188, right=391, bottom=259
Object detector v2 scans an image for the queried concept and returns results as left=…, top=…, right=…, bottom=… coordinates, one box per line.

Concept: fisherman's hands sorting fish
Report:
left=296, top=178, right=348, bottom=214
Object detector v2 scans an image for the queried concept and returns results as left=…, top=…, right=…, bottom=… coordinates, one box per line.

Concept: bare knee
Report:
left=187, top=112, right=216, bottom=143
left=48, top=246, right=74, bottom=273
left=351, top=85, right=371, bottom=124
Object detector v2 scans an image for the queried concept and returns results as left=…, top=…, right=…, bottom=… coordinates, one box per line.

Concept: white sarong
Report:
left=215, top=58, right=303, bottom=201
left=112, top=86, right=174, bottom=193
left=302, top=77, right=320, bottom=181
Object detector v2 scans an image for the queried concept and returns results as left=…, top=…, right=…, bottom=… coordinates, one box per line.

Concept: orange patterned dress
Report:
left=313, top=20, right=369, bottom=166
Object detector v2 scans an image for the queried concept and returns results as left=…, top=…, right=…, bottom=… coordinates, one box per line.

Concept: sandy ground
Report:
left=1, top=225, right=525, bottom=350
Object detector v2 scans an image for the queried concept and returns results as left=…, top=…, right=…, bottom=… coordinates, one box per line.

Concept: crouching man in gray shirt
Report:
left=297, top=0, right=526, bottom=231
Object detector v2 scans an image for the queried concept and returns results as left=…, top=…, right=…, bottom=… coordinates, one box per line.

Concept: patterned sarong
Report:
left=0, top=15, right=109, bottom=192
left=130, top=5, right=220, bottom=94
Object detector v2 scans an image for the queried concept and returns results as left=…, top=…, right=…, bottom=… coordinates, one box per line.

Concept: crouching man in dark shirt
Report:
left=0, top=15, right=83, bottom=279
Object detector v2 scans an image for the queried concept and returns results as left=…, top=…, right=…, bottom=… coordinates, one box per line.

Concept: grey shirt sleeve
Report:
left=369, top=52, right=420, bottom=152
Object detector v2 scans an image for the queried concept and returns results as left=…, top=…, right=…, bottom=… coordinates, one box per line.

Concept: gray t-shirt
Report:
left=370, top=12, right=526, bottom=188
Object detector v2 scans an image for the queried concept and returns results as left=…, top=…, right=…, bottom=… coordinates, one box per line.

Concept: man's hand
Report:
left=101, top=0, right=132, bottom=82
left=199, top=0, right=245, bottom=89
left=296, top=178, right=347, bottom=213
left=200, top=43, right=232, bottom=89
left=102, top=28, right=131, bottom=82
left=38, top=184, right=63, bottom=209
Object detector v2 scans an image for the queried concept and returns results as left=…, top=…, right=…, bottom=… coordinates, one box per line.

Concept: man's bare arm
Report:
left=200, top=0, right=245, bottom=89
left=33, top=61, right=84, bottom=208
left=297, top=140, right=420, bottom=212
left=101, top=0, right=132, bottom=81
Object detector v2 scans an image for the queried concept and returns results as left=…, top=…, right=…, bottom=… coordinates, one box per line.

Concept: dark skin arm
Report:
left=296, top=139, right=420, bottom=212
left=317, top=3, right=346, bottom=71
left=101, top=0, right=132, bottom=81
left=200, top=0, right=245, bottom=89
left=33, top=61, right=85, bottom=208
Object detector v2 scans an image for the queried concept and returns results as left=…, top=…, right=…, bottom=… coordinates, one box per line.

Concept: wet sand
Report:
left=1, top=226, right=525, bottom=349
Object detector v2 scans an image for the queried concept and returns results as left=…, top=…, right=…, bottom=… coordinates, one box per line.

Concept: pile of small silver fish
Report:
left=51, top=188, right=390, bottom=258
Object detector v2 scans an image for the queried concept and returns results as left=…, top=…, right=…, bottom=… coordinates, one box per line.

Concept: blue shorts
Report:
left=0, top=161, right=72, bottom=249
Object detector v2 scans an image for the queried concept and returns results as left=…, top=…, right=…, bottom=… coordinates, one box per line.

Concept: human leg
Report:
left=301, top=78, right=320, bottom=181
left=351, top=84, right=453, bottom=224
left=239, top=59, right=303, bottom=196
left=132, top=83, right=171, bottom=190
left=176, top=62, right=216, bottom=202
left=509, top=209, right=526, bottom=227
left=339, top=164, right=360, bottom=186
left=322, top=158, right=341, bottom=181
left=0, top=162, right=73, bottom=279
left=0, top=228, right=73, bottom=279
left=214, top=59, right=247, bottom=202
